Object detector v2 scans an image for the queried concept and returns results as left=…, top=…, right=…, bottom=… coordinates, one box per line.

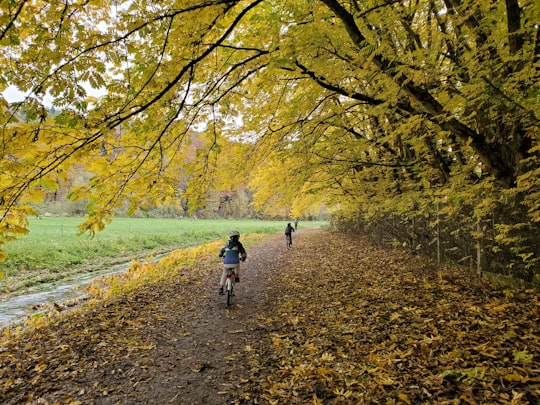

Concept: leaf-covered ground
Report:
left=0, top=229, right=538, bottom=404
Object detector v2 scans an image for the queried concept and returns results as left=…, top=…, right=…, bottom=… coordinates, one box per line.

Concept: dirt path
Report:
left=90, top=231, right=286, bottom=405
left=0, top=229, right=298, bottom=405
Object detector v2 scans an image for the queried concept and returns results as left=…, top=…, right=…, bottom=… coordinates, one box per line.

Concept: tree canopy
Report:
left=1, top=0, right=539, bottom=278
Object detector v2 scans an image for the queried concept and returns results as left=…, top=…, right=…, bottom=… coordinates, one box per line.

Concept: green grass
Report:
left=0, top=217, right=327, bottom=294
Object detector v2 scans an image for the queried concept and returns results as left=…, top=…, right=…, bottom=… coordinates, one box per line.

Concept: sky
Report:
left=3, top=83, right=108, bottom=107
left=3, top=85, right=54, bottom=106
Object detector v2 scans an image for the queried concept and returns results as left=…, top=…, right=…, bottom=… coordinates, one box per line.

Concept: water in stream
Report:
left=0, top=262, right=130, bottom=329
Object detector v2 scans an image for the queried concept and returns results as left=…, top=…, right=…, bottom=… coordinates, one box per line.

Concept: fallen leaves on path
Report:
left=242, top=232, right=539, bottom=404
left=0, top=230, right=538, bottom=404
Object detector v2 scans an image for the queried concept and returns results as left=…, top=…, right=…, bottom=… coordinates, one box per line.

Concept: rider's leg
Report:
left=219, top=265, right=228, bottom=291
left=220, top=265, right=234, bottom=294
left=219, top=266, right=227, bottom=288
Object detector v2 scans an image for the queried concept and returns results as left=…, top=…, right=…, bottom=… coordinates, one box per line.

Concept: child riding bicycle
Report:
left=285, top=222, right=295, bottom=248
left=218, top=230, right=247, bottom=295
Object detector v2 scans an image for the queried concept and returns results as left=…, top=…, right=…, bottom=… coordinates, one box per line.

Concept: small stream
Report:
left=0, top=262, right=132, bottom=329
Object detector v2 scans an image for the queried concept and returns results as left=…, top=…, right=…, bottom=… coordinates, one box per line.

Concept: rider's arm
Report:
left=238, top=243, right=247, bottom=260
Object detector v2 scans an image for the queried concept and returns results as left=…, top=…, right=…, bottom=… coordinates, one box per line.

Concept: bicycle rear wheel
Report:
left=226, top=278, right=234, bottom=306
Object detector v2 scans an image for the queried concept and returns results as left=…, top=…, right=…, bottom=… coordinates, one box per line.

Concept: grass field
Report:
left=0, top=217, right=327, bottom=294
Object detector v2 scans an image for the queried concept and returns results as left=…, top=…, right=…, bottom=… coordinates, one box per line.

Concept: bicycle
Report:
left=224, top=268, right=236, bottom=306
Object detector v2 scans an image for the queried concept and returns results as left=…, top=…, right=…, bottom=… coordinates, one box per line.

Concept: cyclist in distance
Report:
left=218, top=230, right=247, bottom=295
left=285, top=222, right=295, bottom=248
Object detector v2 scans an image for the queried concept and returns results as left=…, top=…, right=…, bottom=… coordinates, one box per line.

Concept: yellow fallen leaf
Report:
left=398, top=393, right=411, bottom=404
left=513, top=350, right=533, bottom=363
left=504, top=371, right=529, bottom=383
left=317, top=367, right=331, bottom=375
left=2, top=378, right=14, bottom=393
